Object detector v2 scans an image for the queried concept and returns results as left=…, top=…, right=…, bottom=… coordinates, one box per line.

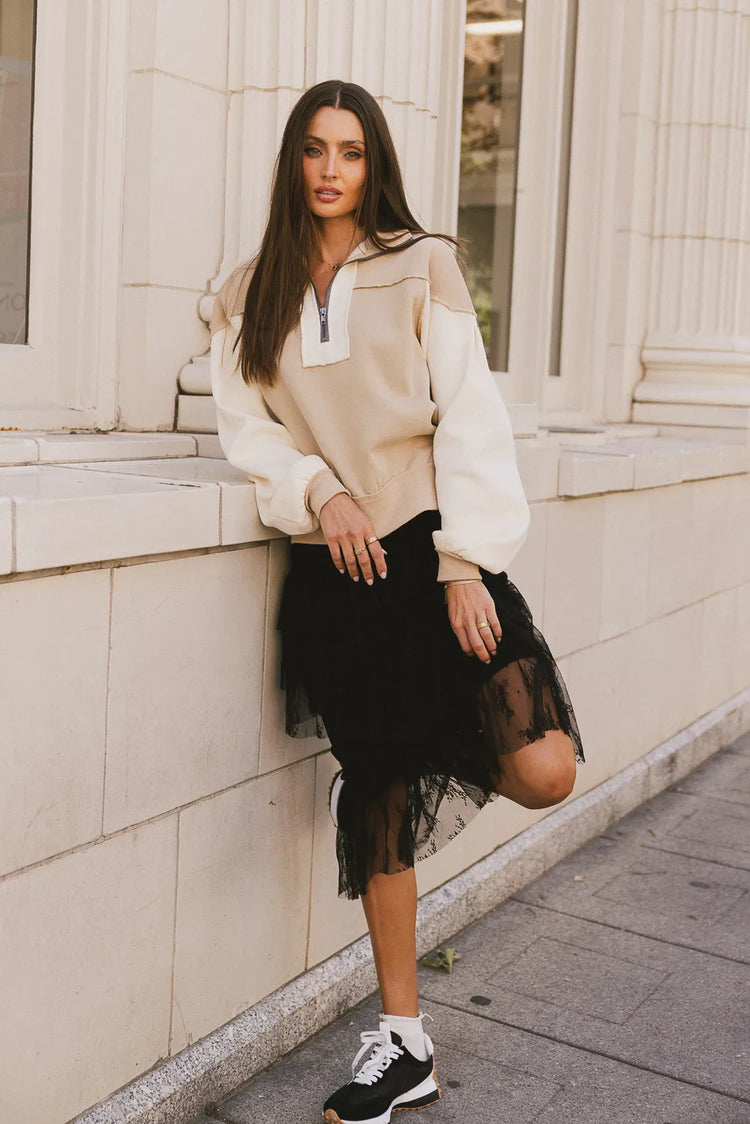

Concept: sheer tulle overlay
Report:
left=278, top=509, right=584, bottom=900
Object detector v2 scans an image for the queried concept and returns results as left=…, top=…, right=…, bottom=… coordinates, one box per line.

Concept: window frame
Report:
left=0, top=0, right=128, bottom=430
left=504, top=0, right=581, bottom=411
left=437, top=0, right=585, bottom=416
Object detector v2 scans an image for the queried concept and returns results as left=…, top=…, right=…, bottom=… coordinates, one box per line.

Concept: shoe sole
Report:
left=328, top=770, right=344, bottom=829
left=322, top=1070, right=441, bottom=1124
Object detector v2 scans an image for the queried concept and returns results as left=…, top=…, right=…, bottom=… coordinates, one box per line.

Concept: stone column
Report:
left=177, top=0, right=448, bottom=424
left=632, top=0, right=750, bottom=438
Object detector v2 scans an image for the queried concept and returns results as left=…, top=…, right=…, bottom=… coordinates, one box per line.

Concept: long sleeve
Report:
left=209, top=278, right=349, bottom=535
left=424, top=240, right=531, bottom=581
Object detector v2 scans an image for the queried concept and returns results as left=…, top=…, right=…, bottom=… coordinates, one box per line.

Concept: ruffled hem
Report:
left=278, top=509, right=584, bottom=899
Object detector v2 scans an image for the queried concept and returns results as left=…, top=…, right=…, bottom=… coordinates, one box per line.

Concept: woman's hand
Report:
left=444, top=581, right=502, bottom=664
left=319, top=493, right=388, bottom=584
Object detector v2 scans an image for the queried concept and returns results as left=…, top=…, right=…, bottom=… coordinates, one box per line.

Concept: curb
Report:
left=71, top=686, right=750, bottom=1124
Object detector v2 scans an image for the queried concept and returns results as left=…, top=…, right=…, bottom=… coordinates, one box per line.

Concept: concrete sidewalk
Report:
left=189, top=732, right=750, bottom=1123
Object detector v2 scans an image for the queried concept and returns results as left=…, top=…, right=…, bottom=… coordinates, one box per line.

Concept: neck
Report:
left=314, top=217, right=366, bottom=267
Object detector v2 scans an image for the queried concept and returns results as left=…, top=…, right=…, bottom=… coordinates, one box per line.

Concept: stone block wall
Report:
left=1, top=459, right=748, bottom=1123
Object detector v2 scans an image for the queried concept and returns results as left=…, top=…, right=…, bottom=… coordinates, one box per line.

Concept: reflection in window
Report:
left=459, top=1, right=524, bottom=373
left=0, top=0, right=35, bottom=346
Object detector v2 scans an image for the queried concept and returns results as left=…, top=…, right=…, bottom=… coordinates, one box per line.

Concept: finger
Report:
left=487, top=606, right=502, bottom=643
left=476, top=619, right=498, bottom=657
left=340, top=543, right=360, bottom=582
left=328, top=543, right=346, bottom=575
left=452, top=622, right=475, bottom=658
left=366, top=539, right=388, bottom=579
left=466, top=623, right=492, bottom=664
left=352, top=541, right=375, bottom=585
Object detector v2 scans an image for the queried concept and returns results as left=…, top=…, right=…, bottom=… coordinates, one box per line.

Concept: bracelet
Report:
left=443, top=578, right=482, bottom=603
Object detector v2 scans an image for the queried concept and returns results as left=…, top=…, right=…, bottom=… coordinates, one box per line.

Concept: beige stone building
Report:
left=0, top=2, right=748, bottom=1122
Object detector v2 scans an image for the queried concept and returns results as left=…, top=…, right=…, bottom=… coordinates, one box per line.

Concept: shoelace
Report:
left=351, top=1030, right=404, bottom=1085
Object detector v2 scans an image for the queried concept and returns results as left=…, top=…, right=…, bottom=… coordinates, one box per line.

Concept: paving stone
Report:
left=196, top=736, right=750, bottom=1124
left=602, top=787, right=750, bottom=870
left=654, top=799, right=750, bottom=852
left=210, top=997, right=750, bottom=1124
left=486, top=934, right=668, bottom=1023
left=513, top=832, right=750, bottom=962
left=435, top=1005, right=750, bottom=1124
left=416, top=900, right=750, bottom=1101
left=671, top=746, right=750, bottom=808
left=593, top=855, right=744, bottom=918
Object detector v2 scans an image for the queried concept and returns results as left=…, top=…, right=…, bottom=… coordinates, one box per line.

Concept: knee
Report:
left=513, top=758, right=577, bottom=809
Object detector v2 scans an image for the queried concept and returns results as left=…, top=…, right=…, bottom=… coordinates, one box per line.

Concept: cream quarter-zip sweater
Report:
left=209, top=229, right=530, bottom=581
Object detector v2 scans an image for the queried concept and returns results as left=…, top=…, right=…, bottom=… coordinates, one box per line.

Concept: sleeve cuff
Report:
left=436, top=553, right=483, bottom=582
left=305, top=468, right=350, bottom=517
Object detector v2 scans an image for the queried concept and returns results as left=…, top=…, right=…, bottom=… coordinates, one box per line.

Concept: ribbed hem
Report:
left=436, top=553, right=483, bottom=582
left=294, top=447, right=484, bottom=585
left=294, top=445, right=438, bottom=548
left=305, top=468, right=350, bottom=517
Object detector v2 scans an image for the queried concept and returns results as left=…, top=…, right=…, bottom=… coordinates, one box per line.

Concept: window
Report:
left=0, top=1, right=127, bottom=430
left=0, top=0, right=35, bottom=346
left=458, top=1, right=524, bottom=374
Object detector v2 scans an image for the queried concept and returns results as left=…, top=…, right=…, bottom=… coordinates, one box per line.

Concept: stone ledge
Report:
left=0, top=432, right=199, bottom=466
left=557, top=436, right=750, bottom=497
left=0, top=429, right=747, bottom=575
left=0, top=460, right=280, bottom=576
left=69, top=686, right=750, bottom=1124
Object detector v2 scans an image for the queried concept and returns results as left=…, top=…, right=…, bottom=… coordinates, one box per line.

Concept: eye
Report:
left=345, top=151, right=363, bottom=159
left=304, top=146, right=321, bottom=156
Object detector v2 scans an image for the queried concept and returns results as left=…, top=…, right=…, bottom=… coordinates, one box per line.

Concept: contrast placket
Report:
left=300, top=236, right=424, bottom=367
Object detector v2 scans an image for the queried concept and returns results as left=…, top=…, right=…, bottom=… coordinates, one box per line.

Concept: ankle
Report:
left=381, top=1010, right=430, bottom=1062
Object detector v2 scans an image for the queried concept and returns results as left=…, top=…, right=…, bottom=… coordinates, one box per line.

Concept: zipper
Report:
left=312, top=269, right=338, bottom=343
left=310, top=233, right=430, bottom=344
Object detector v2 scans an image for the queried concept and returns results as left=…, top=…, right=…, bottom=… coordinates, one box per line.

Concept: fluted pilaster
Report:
left=178, top=0, right=449, bottom=407
left=634, top=0, right=750, bottom=431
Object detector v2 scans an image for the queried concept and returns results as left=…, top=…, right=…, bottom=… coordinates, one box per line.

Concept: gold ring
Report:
left=354, top=546, right=366, bottom=555
left=366, top=536, right=379, bottom=544
left=478, top=622, right=491, bottom=630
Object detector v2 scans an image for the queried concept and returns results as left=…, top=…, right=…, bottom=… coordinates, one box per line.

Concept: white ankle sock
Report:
left=382, top=1011, right=429, bottom=1061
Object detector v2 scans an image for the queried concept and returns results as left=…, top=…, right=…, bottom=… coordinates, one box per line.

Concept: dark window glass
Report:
left=459, top=1, right=524, bottom=372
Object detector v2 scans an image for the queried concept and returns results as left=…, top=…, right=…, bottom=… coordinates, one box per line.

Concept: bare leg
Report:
left=494, top=728, right=577, bottom=808
left=361, top=866, right=419, bottom=1017
left=355, top=669, right=576, bottom=1023
left=477, top=659, right=578, bottom=808
left=357, top=736, right=576, bottom=1024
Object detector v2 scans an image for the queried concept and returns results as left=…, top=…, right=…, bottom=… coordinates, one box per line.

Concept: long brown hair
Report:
left=235, top=79, right=465, bottom=387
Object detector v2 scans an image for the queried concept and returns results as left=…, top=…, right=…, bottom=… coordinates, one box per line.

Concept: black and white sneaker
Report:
left=322, top=1020, right=440, bottom=1124
left=328, top=769, right=345, bottom=828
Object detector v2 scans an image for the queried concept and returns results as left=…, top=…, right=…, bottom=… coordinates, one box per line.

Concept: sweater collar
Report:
left=345, top=228, right=418, bottom=264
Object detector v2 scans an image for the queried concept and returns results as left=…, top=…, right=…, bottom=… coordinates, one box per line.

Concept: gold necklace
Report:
left=319, top=227, right=361, bottom=272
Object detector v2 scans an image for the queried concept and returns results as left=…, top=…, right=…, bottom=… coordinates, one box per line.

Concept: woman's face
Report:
left=302, top=106, right=367, bottom=224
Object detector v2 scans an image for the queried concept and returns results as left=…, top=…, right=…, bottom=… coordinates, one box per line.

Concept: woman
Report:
left=210, top=79, right=584, bottom=1124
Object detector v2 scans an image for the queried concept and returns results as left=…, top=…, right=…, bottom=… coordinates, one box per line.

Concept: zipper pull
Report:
left=320, top=307, right=327, bottom=325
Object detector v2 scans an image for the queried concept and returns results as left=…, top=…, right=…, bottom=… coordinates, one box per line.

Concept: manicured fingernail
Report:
left=338, top=568, right=345, bottom=574
left=366, top=578, right=373, bottom=586
left=379, top=570, right=387, bottom=579
left=352, top=576, right=359, bottom=582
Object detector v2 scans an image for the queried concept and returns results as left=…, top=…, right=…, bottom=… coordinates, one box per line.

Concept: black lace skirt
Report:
left=278, top=509, right=584, bottom=900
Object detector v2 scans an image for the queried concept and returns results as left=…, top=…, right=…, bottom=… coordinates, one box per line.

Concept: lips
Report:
left=315, top=188, right=342, bottom=199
